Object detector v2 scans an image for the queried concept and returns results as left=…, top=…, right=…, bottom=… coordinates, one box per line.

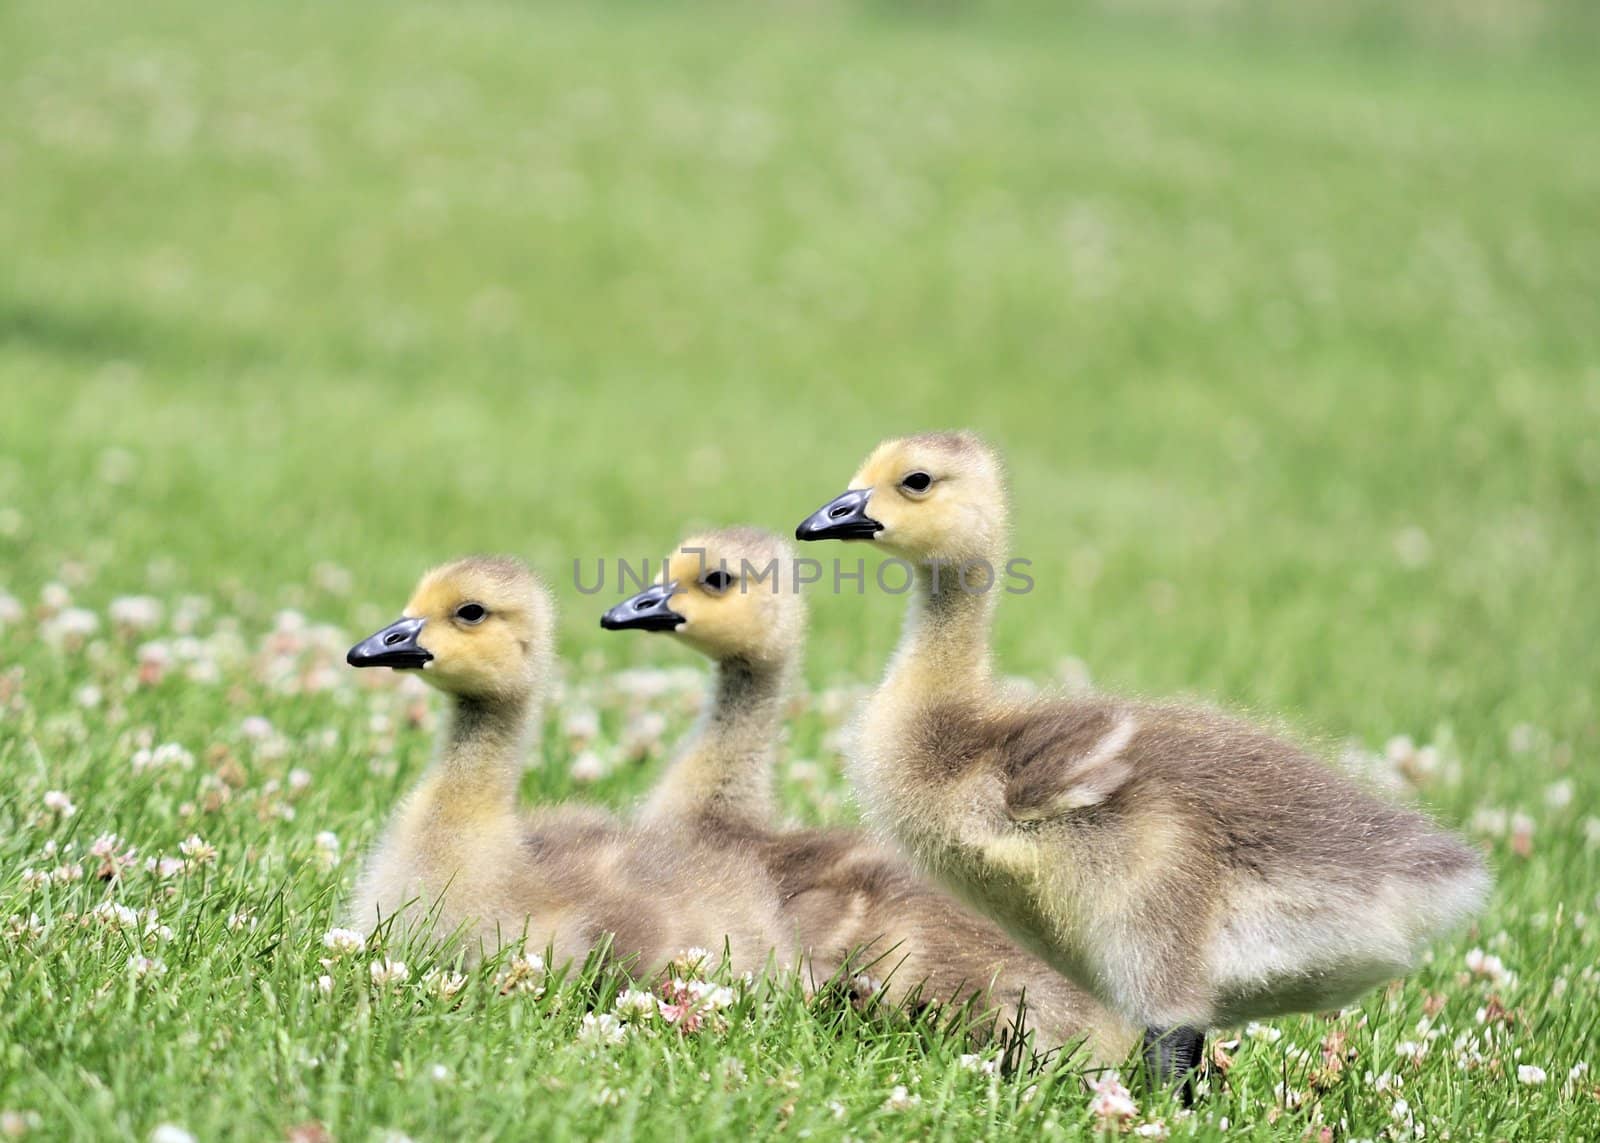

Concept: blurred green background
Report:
left=3, top=0, right=1597, bottom=781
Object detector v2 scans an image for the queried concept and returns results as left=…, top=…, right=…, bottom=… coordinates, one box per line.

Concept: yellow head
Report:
left=795, top=431, right=1009, bottom=564
left=347, top=556, right=555, bottom=702
left=600, top=527, right=804, bottom=668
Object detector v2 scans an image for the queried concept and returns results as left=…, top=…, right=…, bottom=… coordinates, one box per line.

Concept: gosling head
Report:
left=347, top=556, right=555, bottom=702
left=795, top=431, right=1008, bottom=564
left=599, top=527, right=804, bottom=669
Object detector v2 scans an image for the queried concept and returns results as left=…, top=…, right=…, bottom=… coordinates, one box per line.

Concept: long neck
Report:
left=424, top=690, right=535, bottom=817
left=881, top=560, right=998, bottom=707
left=643, top=656, right=787, bottom=828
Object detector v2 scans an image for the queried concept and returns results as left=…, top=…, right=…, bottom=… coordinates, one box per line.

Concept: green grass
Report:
left=2, top=0, right=1598, bottom=1138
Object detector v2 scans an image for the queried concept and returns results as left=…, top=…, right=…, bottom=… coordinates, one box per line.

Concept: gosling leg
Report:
left=1142, top=1025, right=1206, bottom=1105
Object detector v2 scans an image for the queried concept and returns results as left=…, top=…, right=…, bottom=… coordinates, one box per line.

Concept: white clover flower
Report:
left=578, top=1012, right=628, bottom=1047
left=1545, top=780, right=1574, bottom=811
left=312, top=831, right=341, bottom=871
left=1245, top=1021, right=1282, bottom=1043
left=147, top=855, right=187, bottom=878
left=133, top=743, right=195, bottom=774
left=287, top=768, right=313, bottom=793
left=6, top=913, right=45, bottom=941
left=50, top=862, right=84, bottom=884
left=92, top=901, right=140, bottom=928
left=226, top=912, right=258, bottom=933
left=562, top=707, right=600, bottom=741
left=316, top=974, right=334, bottom=996
left=1395, top=1041, right=1428, bottom=1063
left=41, top=607, right=98, bottom=648
left=1132, top=1123, right=1170, bottom=1139
left=149, top=1124, right=196, bottom=1143
left=42, top=790, right=77, bottom=818
left=496, top=953, right=547, bottom=994
left=109, top=596, right=164, bottom=632
left=128, top=954, right=167, bottom=979
left=1518, top=1065, right=1547, bottom=1085
left=882, top=1085, right=920, bottom=1112
left=614, top=989, right=662, bottom=1020
left=1464, top=948, right=1515, bottom=987
left=75, top=684, right=103, bottom=708
left=321, top=928, right=366, bottom=956
left=0, top=591, right=23, bottom=625
left=672, top=947, right=712, bottom=976
left=137, top=640, right=171, bottom=677
left=423, top=968, right=467, bottom=1000
left=178, top=835, right=217, bottom=867
left=19, top=868, right=50, bottom=890
left=851, top=973, right=881, bottom=999
left=240, top=715, right=274, bottom=740
left=370, top=958, right=410, bottom=987
left=683, top=980, right=735, bottom=1011
left=1087, top=1074, right=1137, bottom=1121
left=958, top=1053, right=999, bottom=1076
left=1369, top=1070, right=1403, bottom=1094
left=568, top=750, right=607, bottom=784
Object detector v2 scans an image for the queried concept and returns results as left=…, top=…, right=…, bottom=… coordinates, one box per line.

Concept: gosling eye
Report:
left=454, top=602, right=488, bottom=625
left=700, top=569, right=735, bottom=595
left=899, top=471, right=934, bottom=496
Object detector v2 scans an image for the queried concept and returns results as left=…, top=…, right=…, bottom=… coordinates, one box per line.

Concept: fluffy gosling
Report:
left=345, top=556, right=790, bottom=975
left=601, top=528, right=1137, bottom=1063
left=795, top=433, right=1490, bottom=1086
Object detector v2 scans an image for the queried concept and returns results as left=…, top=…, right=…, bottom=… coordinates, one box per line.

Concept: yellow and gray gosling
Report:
left=795, top=433, right=1490, bottom=1088
left=344, top=556, right=790, bottom=976
left=601, top=528, right=1138, bottom=1064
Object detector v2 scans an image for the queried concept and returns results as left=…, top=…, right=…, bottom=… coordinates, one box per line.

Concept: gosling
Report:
left=795, top=432, right=1490, bottom=1086
left=345, top=555, right=790, bottom=976
left=601, top=528, right=1137, bottom=1064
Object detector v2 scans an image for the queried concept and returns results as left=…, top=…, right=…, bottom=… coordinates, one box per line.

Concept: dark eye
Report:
left=701, top=570, right=734, bottom=594
left=455, top=603, right=487, bottom=625
left=900, top=471, right=933, bottom=494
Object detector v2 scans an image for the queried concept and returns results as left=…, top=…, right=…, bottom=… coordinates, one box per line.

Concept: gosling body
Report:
left=795, top=433, right=1489, bottom=1069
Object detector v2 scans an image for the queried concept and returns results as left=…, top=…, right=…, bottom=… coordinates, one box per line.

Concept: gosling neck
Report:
left=429, top=687, right=536, bottom=811
left=645, top=655, right=788, bottom=828
left=882, top=558, right=999, bottom=705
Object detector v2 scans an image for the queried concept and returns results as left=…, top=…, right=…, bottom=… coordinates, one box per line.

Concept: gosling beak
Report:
left=347, top=616, right=433, bottom=669
left=600, top=582, right=684, bottom=633
left=795, top=488, right=882, bottom=542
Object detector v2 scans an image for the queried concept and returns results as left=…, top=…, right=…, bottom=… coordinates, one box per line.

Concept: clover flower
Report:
left=321, top=928, right=366, bottom=956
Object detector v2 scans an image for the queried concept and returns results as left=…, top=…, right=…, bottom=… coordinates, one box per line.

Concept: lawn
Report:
left=2, top=0, right=1598, bottom=1138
